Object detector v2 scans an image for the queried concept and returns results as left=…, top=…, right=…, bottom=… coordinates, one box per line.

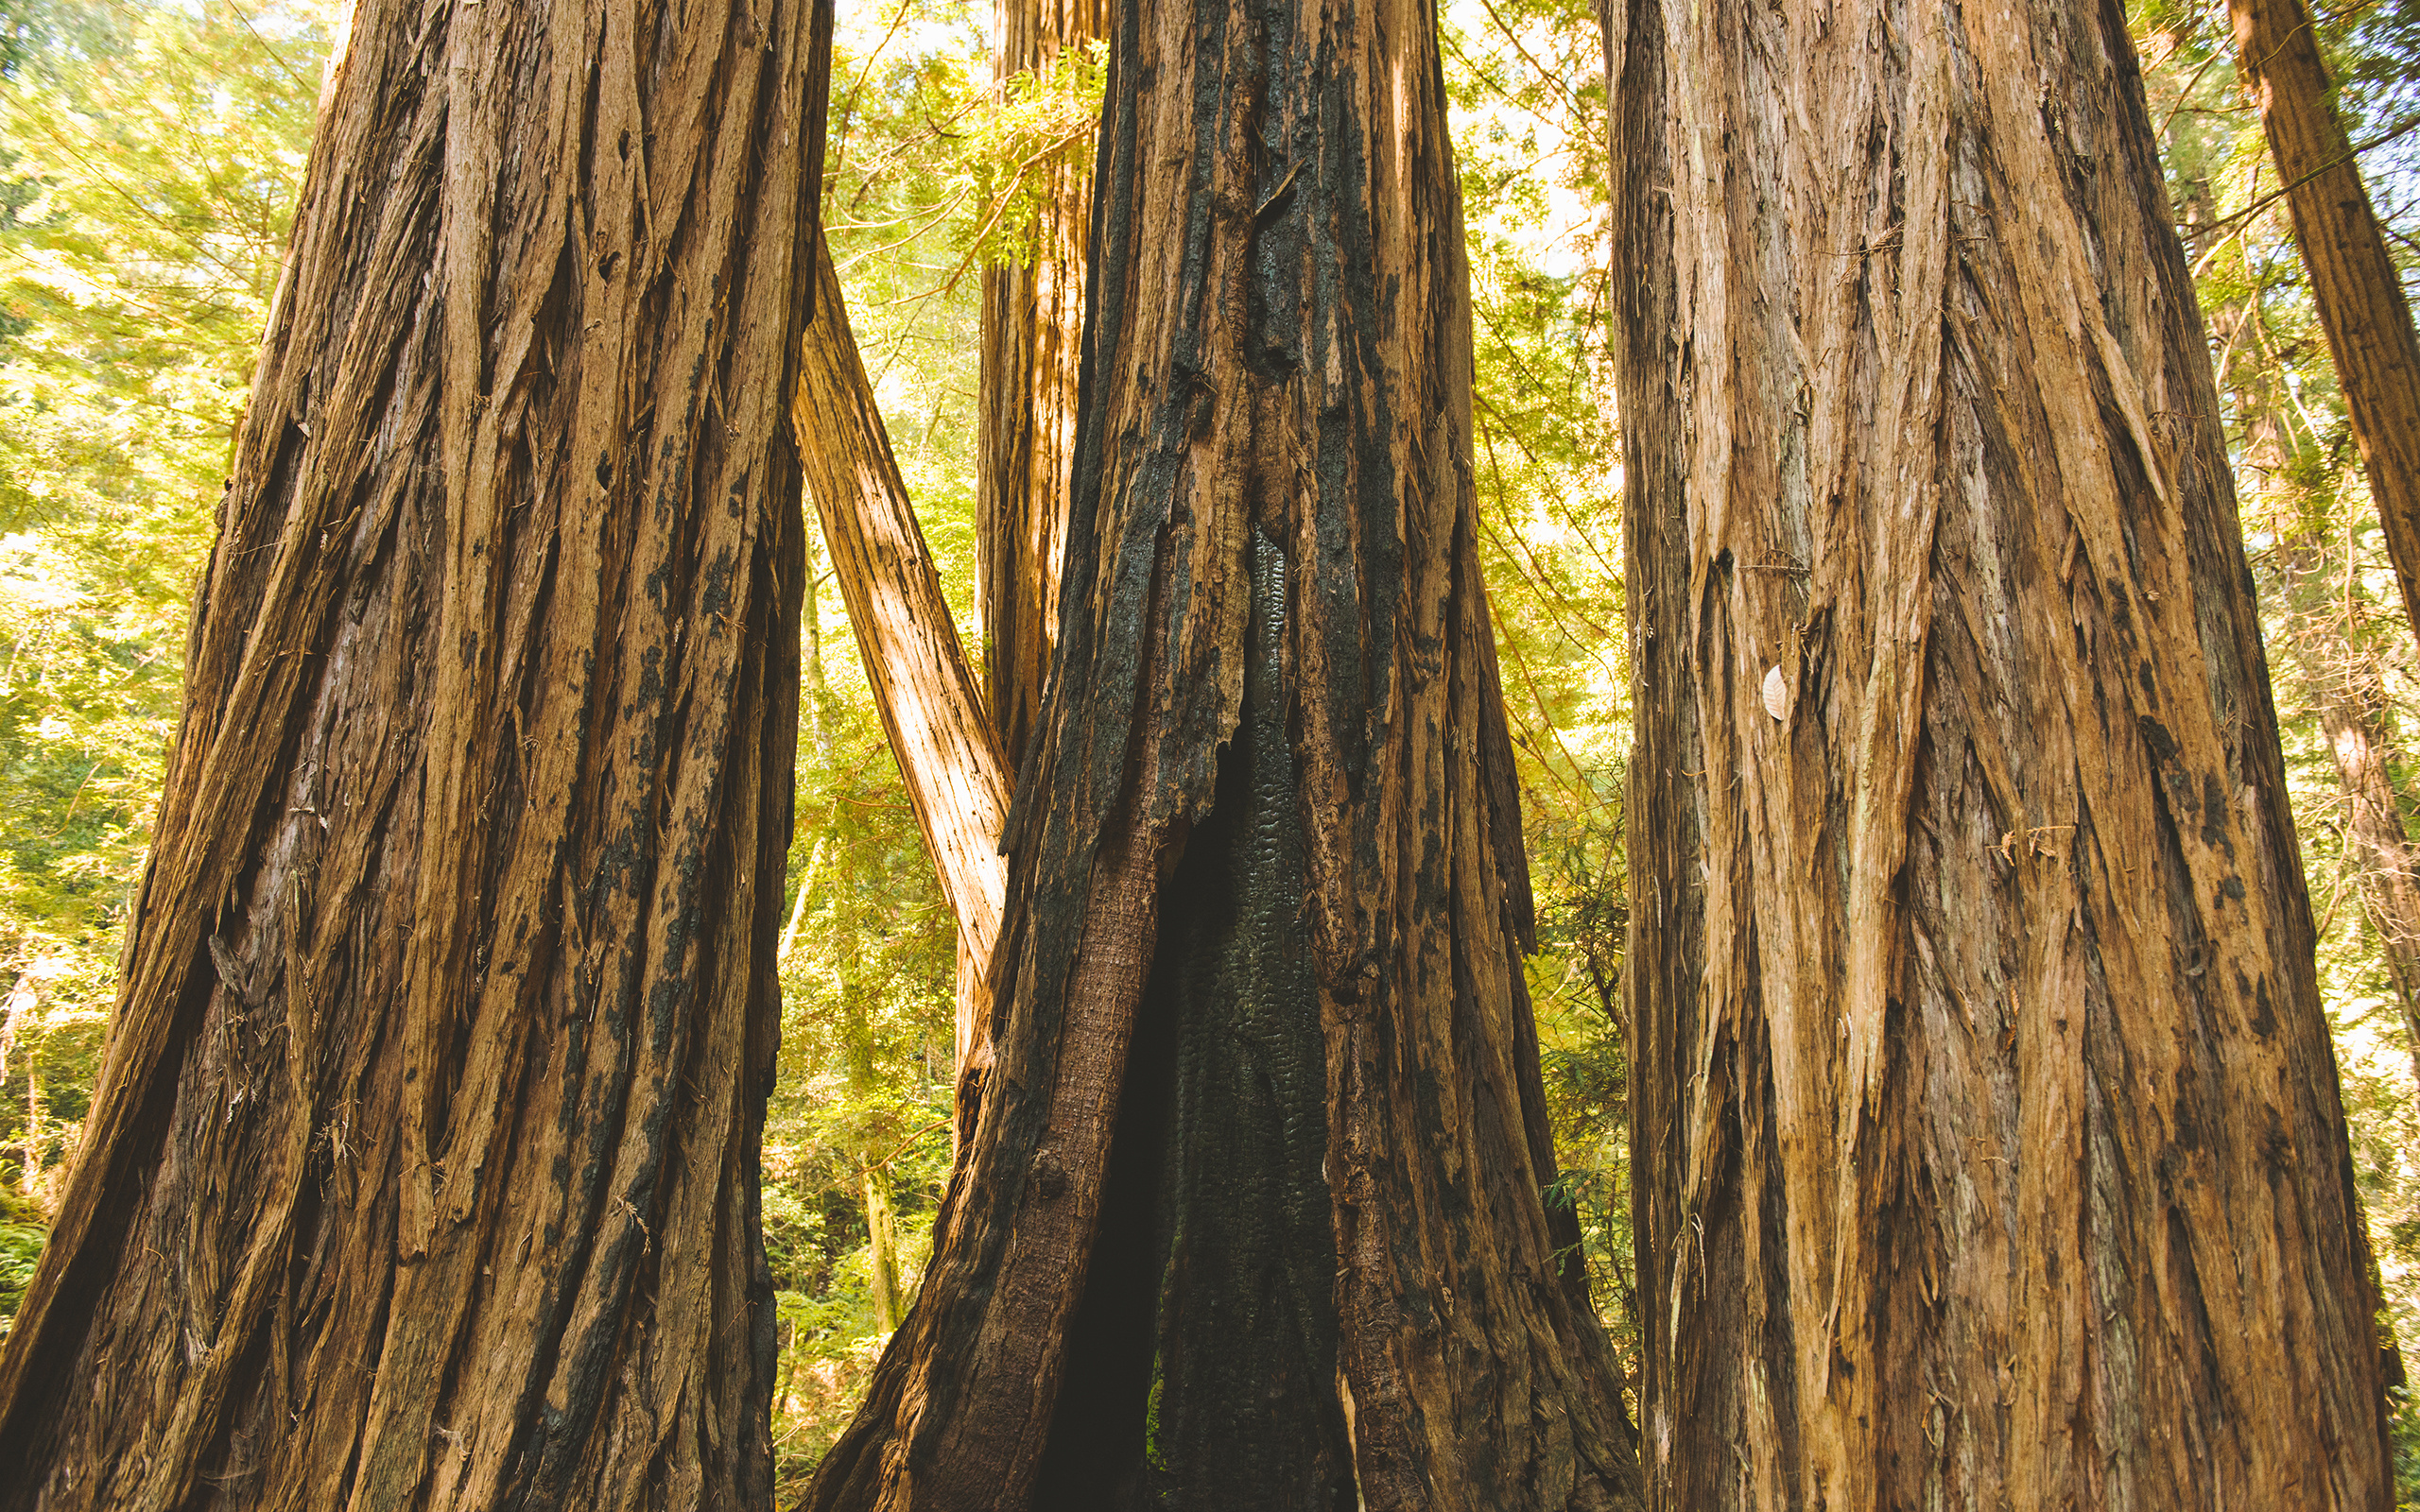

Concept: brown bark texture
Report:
left=1604, top=0, right=2397, bottom=1500
left=2229, top=0, right=2420, bottom=646
left=793, top=238, right=1011, bottom=1139
left=0, top=0, right=829, bottom=1505
left=802, top=0, right=1643, bottom=1502
left=975, top=0, right=1109, bottom=767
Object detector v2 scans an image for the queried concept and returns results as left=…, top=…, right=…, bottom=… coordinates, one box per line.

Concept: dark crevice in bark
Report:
left=1033, top=530, right=1350, bottom=1511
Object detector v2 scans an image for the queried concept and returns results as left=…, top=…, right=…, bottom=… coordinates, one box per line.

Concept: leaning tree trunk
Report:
left=1606, top=0, right=2395, bottom=1501
left=0, top=0, right=828, bottom=1505
left=804, top=0, right=1643, bottom=1503
left=792, top=236, right=1011, bottom=1143
left=2227, top=0, right=2420, bottom=649
left=975, top=0, right=1107, bottom=769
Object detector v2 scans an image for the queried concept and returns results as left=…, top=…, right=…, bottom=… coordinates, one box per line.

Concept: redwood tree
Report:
left=975, top=0, right=1108, bottom=766
left=2226, top=0, right=2420, bottom=648
left=1607, top=0, right=2396, bottom=1502
left=793, top=235, right=1011, bottom=1143
left=803, top=0, right=1641, bottom=1500
left=0, top=0, right=829, bottom=1504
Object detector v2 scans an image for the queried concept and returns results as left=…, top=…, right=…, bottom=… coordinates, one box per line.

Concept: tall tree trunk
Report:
left=975, top=0, right=1107, bottom=766
left=2227, top=0, right=2420, bottom=646
left=0, top=0, right=829, bottom=1504
left=804, top=0, right=1642, bottom=1503
left=792, top=238, right=1010, bottom=1144
left=1606, top=0, right=2396, bottom=1501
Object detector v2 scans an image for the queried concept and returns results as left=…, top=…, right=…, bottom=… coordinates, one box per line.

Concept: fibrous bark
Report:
left=976, top=0, right=1107, bottom=767
left=0, top=0, right=828, bottom=1504
left=2227, top=0, right=2420, bottom=649
left=804, top=0, right=1642, bottom=1502
left=1606, top=0, right=2396, bottom=1500
left=792, top=237, right=1011, bottom=1141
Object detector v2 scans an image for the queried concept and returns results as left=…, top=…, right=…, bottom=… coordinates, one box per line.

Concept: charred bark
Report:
left=803, top=0, right=1642, bottom=1503
left=2227, top=0, right=2420, bottom=648
left=792, top=236, right=1011, bottom=1142
left=976, top=0, right=1108, bottom=768
left=1605, top=0, right=2396, bottom=1500
left=0, top=0, right=829, bottom=1505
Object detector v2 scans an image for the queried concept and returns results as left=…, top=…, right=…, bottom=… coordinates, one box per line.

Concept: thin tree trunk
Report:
left=1605, top=0, right=2395, bottom=1500
left=792, top=237, right=1011, bottom=1144
left=2295, top=605, right=2420, bottom=1088
left=804, top=0, right=1642, bottom=1502
left=0, top=0, right=830, bottom=1503
left=2258, top=482, right=2420, bottom=1089
left=2228, top=0, right=2420, bottom=644
left=861, top=1165, right=904, bottom=1332
left=975, top=0, right=1106, bottom=765
left=17, top=1058, right=34, bottom=1208
left=831, top=902, right=907, bottom=1335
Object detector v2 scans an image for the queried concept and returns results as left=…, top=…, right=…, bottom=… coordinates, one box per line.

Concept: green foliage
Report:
left=0, top=0, right=329, bottom=1221
left=0, top=1214, right=41, bottom=1333
left=1442, top=0, right=1641, bottom=1405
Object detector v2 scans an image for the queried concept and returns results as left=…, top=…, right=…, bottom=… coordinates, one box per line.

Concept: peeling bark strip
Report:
left=1604, top=0, right=2395, bottom=1501
left=804, top=0, right=1642, bottom=1501
left=793, top=236, right=1011, bottom=1140
left=977, top=0, right=1108, bottom=769
left=0, top=0, right=829, bottom=1505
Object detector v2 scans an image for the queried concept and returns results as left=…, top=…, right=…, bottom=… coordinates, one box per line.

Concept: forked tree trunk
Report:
left=975, top=0, right=1107, bottom=768
left=1606, top=0, right=2395, bottom=1501
left=2227, top=0, right=2420, bottom=647
left=0, top=0, right=829, bottom=1504
left=792, top=238, right=1011, bottom=1141
left=804, top=0, right=1642, bottom=1503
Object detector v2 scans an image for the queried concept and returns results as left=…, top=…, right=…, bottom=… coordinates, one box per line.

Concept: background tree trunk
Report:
left=2251, top=498, right=2420, bottom=1086
left=2226, top=0, right=2420, bottom=648
left=1605, top=0, right=2395, bottom=1500
left=792, top=237, right=1011, bottom=1143
left=2290, top=592, right=2420, bottom=1087
left=975, top=0, right=1108, bottom=768
left=0, top=0, right=829, bottom=1504
left=804, top=0, right=1643, bottom=1503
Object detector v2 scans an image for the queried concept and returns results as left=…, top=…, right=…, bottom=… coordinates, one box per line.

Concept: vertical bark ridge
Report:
left=804, top=0, right=1642, bottom=1501
left=0, top=0, right=828, bottom=1505
left=1607, top=0, right=2396, bottom=1500
left=977, top=0, right=1110, bottom=769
